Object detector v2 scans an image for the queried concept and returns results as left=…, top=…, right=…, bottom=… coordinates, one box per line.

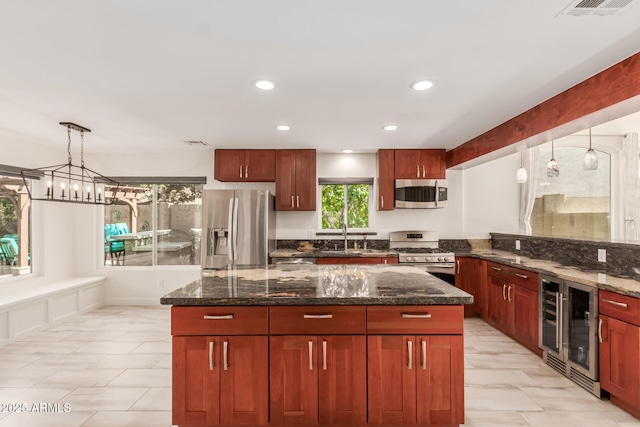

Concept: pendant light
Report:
left=583, top=127, right=598, bottom=171
left=546, top=140, right=559, bottom=178
left=516, top=151, right=528, bottom=183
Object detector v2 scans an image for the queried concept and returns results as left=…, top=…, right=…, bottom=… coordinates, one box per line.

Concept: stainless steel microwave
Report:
left=394, top=179, right=447, bottom=209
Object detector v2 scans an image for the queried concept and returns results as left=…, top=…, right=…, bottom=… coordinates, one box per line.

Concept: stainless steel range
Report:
left=389, top=231, right=456, bottom=285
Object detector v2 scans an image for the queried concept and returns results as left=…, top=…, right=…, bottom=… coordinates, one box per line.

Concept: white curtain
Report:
left=518, top=146, right=539, bottom=235
left=623, top=133, right=640, bottom=242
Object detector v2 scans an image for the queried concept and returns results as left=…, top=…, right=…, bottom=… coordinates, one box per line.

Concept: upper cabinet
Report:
left=376, top=149, right=395, bottom=211
left=214, top=149, right=276, bottom=182
left=394, top=149, right=446, bottom=179
left=275, top=149, right=316, bottom=211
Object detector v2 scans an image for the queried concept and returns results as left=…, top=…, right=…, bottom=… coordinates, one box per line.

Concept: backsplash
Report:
left=277, top=239, right=478, bottom=252
left=491, top=233, right=640, bottom=279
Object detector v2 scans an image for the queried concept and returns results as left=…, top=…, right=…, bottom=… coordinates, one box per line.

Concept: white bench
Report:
left=0, top=276, right=105, bottom=344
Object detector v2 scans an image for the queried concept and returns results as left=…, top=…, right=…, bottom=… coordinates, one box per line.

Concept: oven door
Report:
left=404, top=263, right=456, bottom=286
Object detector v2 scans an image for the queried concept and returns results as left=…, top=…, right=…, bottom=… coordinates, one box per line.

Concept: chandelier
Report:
left=21, top=122, right=119, bottom=205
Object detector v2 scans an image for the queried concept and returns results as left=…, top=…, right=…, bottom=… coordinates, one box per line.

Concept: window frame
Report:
left=318, top=178, right=373, bottom=232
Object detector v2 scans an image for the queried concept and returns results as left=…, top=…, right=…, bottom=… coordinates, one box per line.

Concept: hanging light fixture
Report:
left=516, top=151, right=528, bottom=183
left=583, top=127, right=599, bottom=171
left=20, top=122, right=119, bottom=205
left=546, top=140, right=559, bottom=178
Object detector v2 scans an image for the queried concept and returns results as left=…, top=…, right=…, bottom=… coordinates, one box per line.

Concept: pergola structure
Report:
left=0, top=175, right=30, bottom=268
left=105, top=185, right=149, bottom=231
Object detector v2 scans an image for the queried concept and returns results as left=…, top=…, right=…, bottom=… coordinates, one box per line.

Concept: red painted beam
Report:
left=446, top=51, right=640, bottom=168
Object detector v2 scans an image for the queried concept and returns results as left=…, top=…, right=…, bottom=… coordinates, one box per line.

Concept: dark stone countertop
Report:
left=269, top=249, right=398, bottom=258
left=160, top=264, right=473, bottom=306
left=462, top=249, right=640, bottom=299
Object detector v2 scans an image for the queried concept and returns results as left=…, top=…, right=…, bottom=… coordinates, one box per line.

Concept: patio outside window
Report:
left=104, top=180, right=203, bottom=266
left=0, top=169, right=31, bottom=279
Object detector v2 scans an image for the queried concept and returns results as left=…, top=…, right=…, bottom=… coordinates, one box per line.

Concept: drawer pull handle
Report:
left=402, top=313, right=432, bottom=319
left=223, top=341, right=229, bottom=371
left=492, top=266, right=502, bottom=271
left=304, top=314, right=333, bottom=319
left=209, top=341, right=214, bottom=371
left=603, top=298, right=628, bottom=308
left=407, top=340, right=413, bottom=370
left=204, top=314, right=234, bottom=320
left=421, top=340, right=427, bottom=370
left=598, top=318, right=604, bottom=343
left=308, top=341, right=313, bottom=371
left=322, top=340, right=327, bottom=371
left=515, top=273, right=528, bottom=279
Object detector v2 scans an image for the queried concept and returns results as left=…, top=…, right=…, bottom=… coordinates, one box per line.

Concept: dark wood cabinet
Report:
left=455, top=257, right=481, bottom=317
left=214, top=149, right=276, bottom=182
left=485, top=262, right=540, bottom=355
left=599, top=290, right=640, bottom=418
left=394, top=149, right=446, bottom=179
left=377, top=149, right=395, bottom=210
left=275, top=149, right=316, bottom=211
left=173, top=335, right=268, bottom=426
left=368, top=334, right=464, bottom=425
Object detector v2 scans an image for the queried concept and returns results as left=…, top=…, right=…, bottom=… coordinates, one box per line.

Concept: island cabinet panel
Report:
left=172, top=335, right=268, bottom=426
left=270, top=335, right=367, bottom=425
left=315, top=256, right=399, bottom=265
left=367, top=305, right=463, bottom=335
left=275, top=149, right=316, bottom=211
left=599, top=290, right=640, bottom=418
left=270, top=306, right=366, bottom=335
left=377, top=149, right=395, bottom=210
left=455, top=257, right=481, bottom=317
left=171, top=306, right=268, bottom=335
left=214, top=149, right=276, bottom=182
left=394, top=149, right=446, bottom=179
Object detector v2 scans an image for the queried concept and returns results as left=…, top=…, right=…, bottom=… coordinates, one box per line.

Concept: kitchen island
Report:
left=161, top=264, right=473, bottom=427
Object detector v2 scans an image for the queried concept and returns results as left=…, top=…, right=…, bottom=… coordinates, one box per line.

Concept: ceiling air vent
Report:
left=558, top=0, right=640, bottom=16
left=184, top=140, right=209, bottom=147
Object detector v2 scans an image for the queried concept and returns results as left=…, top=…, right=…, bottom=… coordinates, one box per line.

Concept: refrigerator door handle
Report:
left=227, top=198, right=234, bottom=262
left=232, top=197, right=239, bottom=264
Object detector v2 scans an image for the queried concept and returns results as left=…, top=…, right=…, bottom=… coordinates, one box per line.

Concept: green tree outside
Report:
left=321, top=184, right=368, bottom=229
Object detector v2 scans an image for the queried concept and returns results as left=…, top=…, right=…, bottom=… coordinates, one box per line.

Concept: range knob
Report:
left=438, top=257, right=444, bottom=262
left=408, top=256, right=416, bottom=262
left=425, top=256, right=432, bottom=262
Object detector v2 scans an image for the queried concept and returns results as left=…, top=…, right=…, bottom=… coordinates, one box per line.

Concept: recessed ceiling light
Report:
left=383, top=125, right=398, bottom=131
left=255, top=80, right=275, bottom=90
left=343, top=149, right=353, bottom=153
left=410, top=80, right=433, bottom=91
left=276, top=125, right=290, bottom=131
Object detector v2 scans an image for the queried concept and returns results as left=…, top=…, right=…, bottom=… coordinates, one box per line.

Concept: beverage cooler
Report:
left=539, top=275, right=600, bottom=396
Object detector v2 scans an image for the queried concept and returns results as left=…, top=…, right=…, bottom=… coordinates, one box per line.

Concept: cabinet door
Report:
left=219, top=336, right=269, bottom=425
left=600, top=315, right=640, bottom=407
left=512, top=284, right=540, bottom=354
left=294, top=149, right=317, bottom=211
left=487, top=276, right=509, bottom=332
left=318, top=336, right=367, bottom=425
left=394, top=150, right=421, bottom=179
left=368, top=335, right=416, bottom=425
left=416, top=335, right=464, bottom=425
left=377, top=149, right=395, bottom=210
left=214, top=150, right=245, bottom=182
left=456, top=257, right=479, bottom=317
left=270, top=336, right=319, bottom=425
left=244, top=150, right=276, bottom=182
left=420, top=149, right=446, bottom=179
left=275, top=150, right=297, bottom=211
left=172, top=336, right=220, bottom=426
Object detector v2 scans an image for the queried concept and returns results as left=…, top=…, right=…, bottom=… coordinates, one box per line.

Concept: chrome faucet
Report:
left=342, top=222, right=348, bottom=250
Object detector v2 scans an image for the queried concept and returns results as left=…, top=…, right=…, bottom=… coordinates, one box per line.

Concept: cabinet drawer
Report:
left=367, top=305, right=463, bottom=335
left=487, top=261, right=538, bottom=292
left=600, top=290, right=640, bottom=326
left=171, top=306, right=268, bottom=335
left=270, top=306, right=366, bottom=334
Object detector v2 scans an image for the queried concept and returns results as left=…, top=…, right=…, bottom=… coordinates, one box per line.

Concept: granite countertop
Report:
left=465, top=249, right=640, bottom=299
left=269, top=249, right=399, bottom=258
left=160, top=264, right=472, bottom=306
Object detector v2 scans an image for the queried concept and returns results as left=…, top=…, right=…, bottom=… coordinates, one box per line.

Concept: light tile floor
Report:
left=0, top=306, right=638, bottom=426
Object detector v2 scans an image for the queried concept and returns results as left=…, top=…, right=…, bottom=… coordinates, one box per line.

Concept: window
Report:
left=104, top=179, right=204, bottom=266
left=0, top=168, right=32, bottom=279
left=531, top=144, right=611, bottom=240
left=321, top=182, right=370, bottom=230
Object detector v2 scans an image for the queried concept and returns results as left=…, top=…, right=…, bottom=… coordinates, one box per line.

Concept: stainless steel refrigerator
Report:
left=201, top=189, right=276, bottom=269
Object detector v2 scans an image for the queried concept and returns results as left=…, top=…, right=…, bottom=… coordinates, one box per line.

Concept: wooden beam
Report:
left=446, top=51, right=640, bottom=168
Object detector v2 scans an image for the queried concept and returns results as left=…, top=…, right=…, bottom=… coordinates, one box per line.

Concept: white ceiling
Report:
left=1, top=0, right=640, bottom=155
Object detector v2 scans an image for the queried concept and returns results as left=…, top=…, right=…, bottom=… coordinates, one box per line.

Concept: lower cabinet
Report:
left=367, top=335, right=464, bottom=425
left=455, top=257, right=481, bottom=317
left=172, top=335, right=269, bottom=426
left=270, top=335, right=367, bottom=425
